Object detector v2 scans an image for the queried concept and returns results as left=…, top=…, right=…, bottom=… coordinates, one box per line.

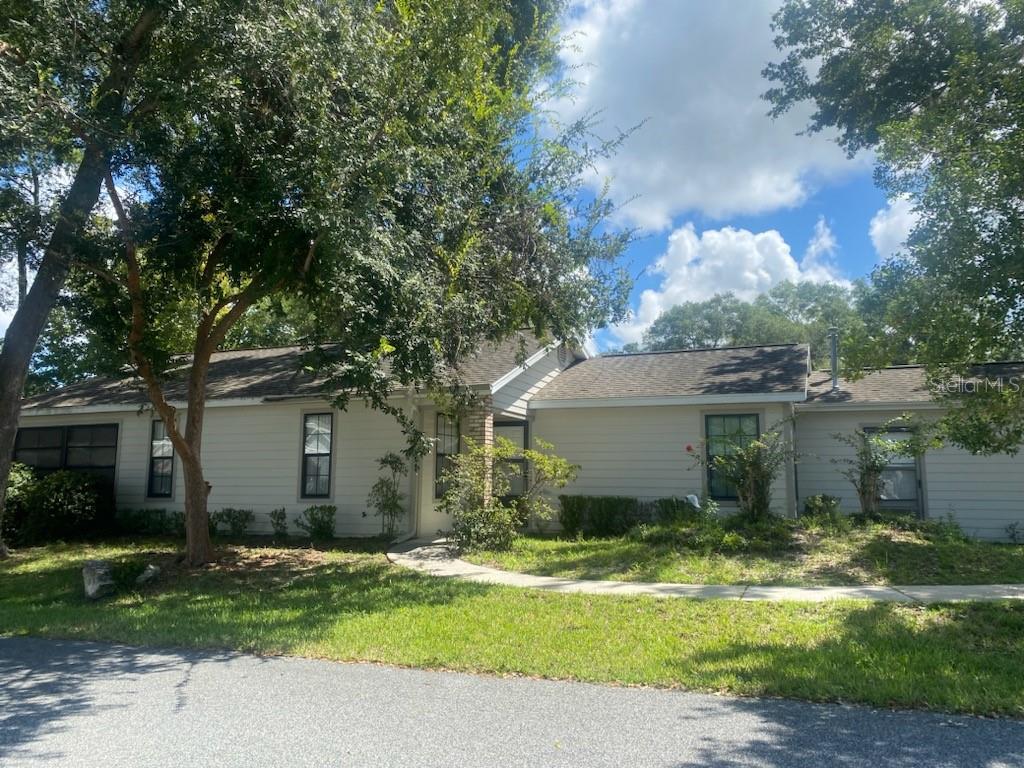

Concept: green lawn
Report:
left=2, top=539, right=1024, bottom=716
left=464, top=523, right=1024, bottom=586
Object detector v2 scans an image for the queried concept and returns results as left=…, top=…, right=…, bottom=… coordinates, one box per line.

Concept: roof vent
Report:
left=828, top=327, right=840, bottom=392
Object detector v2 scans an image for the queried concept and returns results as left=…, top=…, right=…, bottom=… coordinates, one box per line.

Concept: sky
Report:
left=554, top=0, right=917, bottom=351
left=1, top=1, right=918, bottom=345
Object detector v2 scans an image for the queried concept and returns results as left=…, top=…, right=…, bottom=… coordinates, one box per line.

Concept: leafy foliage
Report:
left=115, top=508, right=184, bottom=538
left=637, top=282, right=864, bottom=368
left=367, top=453, right=408, bottom=538
left=765, top=0, right=1024, bottom=452
left=296, top=505, right=337, bottom=542
left=269, top=508, right=289, bottom=539
left=4, top=469, right=113, bottom=545
left=690, top=422, right=794, bottom=521
left=440, top=435, right=577, bottom=551
left=831, top=418, right=938, bottom=517
left=211, top=508, right=255, bottom=537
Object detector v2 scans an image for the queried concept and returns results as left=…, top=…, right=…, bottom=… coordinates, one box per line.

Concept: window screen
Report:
left=302, top=413, right=333, bottom=498
left=705, top=414, right=759, bottom=500
left=148, top=420, right=174, bottom=498
left=435, top=415, right=460, bottom=498
left=15, top=424, right=118, bottom=483
left=495, top=422, right=528, bottom=497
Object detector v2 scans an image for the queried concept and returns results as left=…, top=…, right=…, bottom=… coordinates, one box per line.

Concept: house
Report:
left=15, top=338, right=1024, bottom=541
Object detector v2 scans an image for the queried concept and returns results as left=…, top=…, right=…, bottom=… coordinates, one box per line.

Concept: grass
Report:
left=464, top=521, right=1024, bottom=586
left=2, top=538, right=1024, bottom=716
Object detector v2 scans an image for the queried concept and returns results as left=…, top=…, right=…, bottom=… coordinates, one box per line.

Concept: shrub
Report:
left=6, top=470, right=114, bottom=545
left=558, top=495, right=587, bottom=535
left=269, top=508, right=288, bottom=538
left=556, top=495, right=643, bottom=537
left=832, top=418, right=939, bottom=517
left=801, top=494, right=850, bottom=534
left=441, top=436, right=578, bottom=551
left=212, top=507, right=254, bottom=537
left=115, top=508, right=184, bottom=537
left=296, top=504, right=336, bottom=541
left=651, top=495, right=717, bottom=526
left=691, top=421, right=795, bottom=521
left=803, top=494, right=841, bottom=517
left=367, top=452, right=407, bottom=538
left=2, top=462, right=35, bottom=544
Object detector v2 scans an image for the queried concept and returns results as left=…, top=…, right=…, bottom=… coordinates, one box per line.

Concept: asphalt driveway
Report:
left=1, top=637, right=1022, bottom=767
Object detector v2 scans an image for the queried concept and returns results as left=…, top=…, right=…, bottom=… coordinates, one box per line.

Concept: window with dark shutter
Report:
left=148, top=420, right=174, bottom=498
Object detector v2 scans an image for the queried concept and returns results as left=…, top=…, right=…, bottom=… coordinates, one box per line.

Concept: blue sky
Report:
left=555, top=0, right=917, bottom=351
left=1, top=1, right=918, bottom=345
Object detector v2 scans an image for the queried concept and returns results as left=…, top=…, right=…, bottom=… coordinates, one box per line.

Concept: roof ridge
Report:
left=599, top=342, right=806, bottom=358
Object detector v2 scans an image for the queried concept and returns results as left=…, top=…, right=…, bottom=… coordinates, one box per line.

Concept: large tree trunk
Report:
left=181, top=349, right=214, bottom=565
left=0, top=6, right=163, bottom=558
left=0, top=145, right=109, bottom=557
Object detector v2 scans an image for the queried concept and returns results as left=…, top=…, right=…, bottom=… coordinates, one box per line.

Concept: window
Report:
left=148, top=420, right=174, bottom=498
left=301, top=413, right=333, bottom=498
left=495, top=421, right=528, bottom=497
left=874, top=429, right=920, bottom=513
left=705, top=414, right=759, bottom=500
left=435, top=414, right=459, bottom=498
left=14, top=424, right=118, bottom=483
left=13, top=427, right=63, bottom=469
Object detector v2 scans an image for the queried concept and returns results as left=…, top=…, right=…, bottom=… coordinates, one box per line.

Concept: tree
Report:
left=643, top=293, right=746, bottom=350
left=765, top=0, right=1024, bottom=452
left=73, top=0, right=629, bottom=565
left=639, top=281, right=861, bottom=368
left=0, top=0, right=271, bottom=557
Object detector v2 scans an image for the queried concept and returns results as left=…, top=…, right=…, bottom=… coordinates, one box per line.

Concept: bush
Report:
left=115, top=508, right=184, bottom=537
left=269, top=508, right=288, bottom=538
left=801, top=494, right=850, bottom=534
left=557, top=495, right=640, bottom=537
left=5, top=469, right=114, bottom=545
left=367, top=453, right=407, bottom=538
left=211, top=507, right=254, bottom=537
left=651, top=495, right=717, bottom=526
left=558, top=495, right=587, bottom=536
left=803, top=494, right=841, bottom=517
left=296, top=504, right=336, bottom=541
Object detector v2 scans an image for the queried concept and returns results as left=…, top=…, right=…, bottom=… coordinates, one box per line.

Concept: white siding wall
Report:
left=18, top=400, right=412, bottom=537
left=793, top=407, right=1024, bottom=540
left=531, top=402, right=793, bottom=514
left=491, top=347, right=566, bottom=419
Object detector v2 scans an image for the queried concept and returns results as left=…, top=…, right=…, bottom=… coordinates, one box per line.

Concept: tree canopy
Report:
left=50, top=0, right=629, bottom=563
left=635, top=281, right=863, bottom=368
left=765, top=0, right=1024, bottom=452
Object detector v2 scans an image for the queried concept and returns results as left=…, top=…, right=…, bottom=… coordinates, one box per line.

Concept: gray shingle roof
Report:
left=531, top=344, right=809, bottom=402
left=806, top=362, right=1024, bottom=405
left=23, top=334, right=549, bottom=410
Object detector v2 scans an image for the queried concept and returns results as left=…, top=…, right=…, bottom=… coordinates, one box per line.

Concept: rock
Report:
left=135, top=564, right=161, bottom=586
left=82, top=560, right=115, bottom=600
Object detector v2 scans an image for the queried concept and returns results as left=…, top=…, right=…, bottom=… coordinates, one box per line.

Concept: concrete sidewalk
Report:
left=387, top=539, right=1024, bottom=603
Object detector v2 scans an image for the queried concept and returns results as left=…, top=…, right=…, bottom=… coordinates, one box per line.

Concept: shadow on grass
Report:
left=0, top=538, right=491, bottom=646
left=672, top=600, right=1024, bottom=720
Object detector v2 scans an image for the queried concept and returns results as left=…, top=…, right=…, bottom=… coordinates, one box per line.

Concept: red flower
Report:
left=685, top=443, right=694, bottom=453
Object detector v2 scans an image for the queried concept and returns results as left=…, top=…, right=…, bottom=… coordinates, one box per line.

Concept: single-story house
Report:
left=15, top=337, right=1024, bottom=541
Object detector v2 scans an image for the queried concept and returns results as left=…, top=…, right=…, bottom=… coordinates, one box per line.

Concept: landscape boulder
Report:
left=135, top=564, right=161, bottom=586
left=82, top=560, right=115, bottom=600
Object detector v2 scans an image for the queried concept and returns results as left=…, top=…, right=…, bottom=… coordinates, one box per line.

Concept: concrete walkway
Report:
left=387, top=539, right=1024, bottom=603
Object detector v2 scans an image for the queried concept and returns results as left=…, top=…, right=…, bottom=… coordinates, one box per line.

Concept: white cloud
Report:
left=610, top=219, right=846, bottom=345
left=555, top=0, right=865, bottom=230
left=869, top=196, right=917, bottom=260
